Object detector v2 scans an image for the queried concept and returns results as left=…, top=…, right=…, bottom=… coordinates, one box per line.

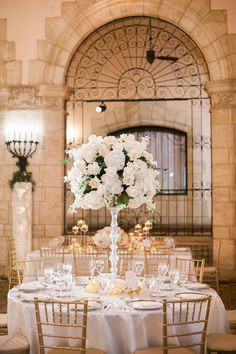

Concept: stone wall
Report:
left=0, top=0, right=236, bottom=279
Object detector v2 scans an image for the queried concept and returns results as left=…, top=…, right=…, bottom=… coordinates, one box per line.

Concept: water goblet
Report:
left=95, top=259, right=105, bottom=275
left=169, top=269, right=180, bottom=297
left=89, top=258, right=97, bottom=278
left=154, top=276, right=163, bottom=301
left=158, top=263, right=169, bottom=279
left=134, top=260, right=144, bottom=277
left=143, top=275, right=155, bottom=298
left=99, top=275, right=109, bottom=295
left=128, top=260, right=136, bottom=272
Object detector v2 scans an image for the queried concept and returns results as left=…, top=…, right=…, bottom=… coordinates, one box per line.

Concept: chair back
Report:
left=144, top=251, right=170, bottom=276
left=34, top=298, right=88, bottom=354
left=73, top=247, right=109, bottom=276
left=162, top=295, right=211, bottom=354
left=117, top=249, right=134, bottom=276
left=175, top=257, right=205, bottom=283
left=16, top=258, right=44, bottom=283
left=8, top=237, right=19, bottom=289
left=40, top=247, right=65, bottom=268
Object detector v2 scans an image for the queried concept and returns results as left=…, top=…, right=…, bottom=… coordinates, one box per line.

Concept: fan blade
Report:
left=155, top=55, right=178, bottom=62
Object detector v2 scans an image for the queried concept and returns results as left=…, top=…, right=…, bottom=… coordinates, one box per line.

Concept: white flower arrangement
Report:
left=93, top=226, right=128, bottom=248
left=65, top=134, right=160, bottom=211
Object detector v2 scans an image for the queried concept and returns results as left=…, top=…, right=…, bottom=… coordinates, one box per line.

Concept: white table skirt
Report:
left=8, top=282, right=230, bottom=354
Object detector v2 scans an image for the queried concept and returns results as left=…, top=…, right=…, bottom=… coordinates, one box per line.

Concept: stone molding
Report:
left=205, top=80, right=236, bottom=108
left=0, top=84, right=71, bottom=110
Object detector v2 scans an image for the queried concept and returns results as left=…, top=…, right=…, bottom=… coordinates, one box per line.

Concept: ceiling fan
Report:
left=146, top=19, right=178, bottom=64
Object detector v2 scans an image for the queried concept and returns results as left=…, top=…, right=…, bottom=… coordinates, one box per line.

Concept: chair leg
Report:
left=215, top=271, right=219, bottom=293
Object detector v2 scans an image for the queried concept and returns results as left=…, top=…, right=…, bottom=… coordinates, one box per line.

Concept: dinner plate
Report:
left=19, top=282, right=46, bottom=293
left=74, top=301, right=102, bottom=311
left=176, top=292, right=207, bottom=300
left=132, top=300, right=162, bottom=310
left=185, top=283, right=208, bottom=290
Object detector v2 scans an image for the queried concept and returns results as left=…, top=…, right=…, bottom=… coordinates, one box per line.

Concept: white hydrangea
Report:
left=65, top=134, right=159, bottom=211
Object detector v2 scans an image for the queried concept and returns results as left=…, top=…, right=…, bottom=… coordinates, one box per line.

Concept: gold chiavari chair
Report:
left=175, top=257, right=205, bottom=283
left=134, top=295, right=212, bottom=354
left=73, top=247, right=109, bottom=276
left=8, top=237, right=19, bottom=289
left=144, top=251, right=170, bottom=276
left=203, top=240, right=221, bottom=293
left=0, top=334, right=30, bottom=353
left=117, top=248, right=134, bottom=276
left=0, top=280, right=7, bottom=335
left=16, top=258, right=44, bottom=284
left=207, top=333, right=236, bottom=353
left=34, top=298, right=106, bottom=354
left=40, top=246, right=65, bottom=268
left=226, top=310, right=236, bottom=333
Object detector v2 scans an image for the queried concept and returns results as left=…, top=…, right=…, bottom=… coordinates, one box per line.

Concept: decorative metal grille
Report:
left=66, top=16, right=208, bottom=101
left=64, top=16, right=212, bottom=238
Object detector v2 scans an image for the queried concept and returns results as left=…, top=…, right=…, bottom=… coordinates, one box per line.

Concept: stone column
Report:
left=12, top=182, right=32, bottom=261
left=205, top=79, right=236, bottom=281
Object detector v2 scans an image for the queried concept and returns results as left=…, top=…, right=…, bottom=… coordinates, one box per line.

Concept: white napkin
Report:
left=125, top=271, right=139, bottom=291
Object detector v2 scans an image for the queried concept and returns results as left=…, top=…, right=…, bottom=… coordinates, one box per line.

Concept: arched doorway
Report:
left=64, top=16, right=211, bottom=259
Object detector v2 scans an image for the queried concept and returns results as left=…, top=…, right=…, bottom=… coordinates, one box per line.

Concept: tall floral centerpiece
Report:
left=65, top=134, right=160, bottom=279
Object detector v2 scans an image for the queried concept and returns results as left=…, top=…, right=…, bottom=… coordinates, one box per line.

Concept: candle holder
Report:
left=5, top=139, right=39, bottom=173
left=5, top=138, right=39, bottom=190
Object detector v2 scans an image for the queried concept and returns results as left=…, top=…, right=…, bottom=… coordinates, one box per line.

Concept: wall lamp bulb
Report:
left=96, top=101, right=107, bottom=113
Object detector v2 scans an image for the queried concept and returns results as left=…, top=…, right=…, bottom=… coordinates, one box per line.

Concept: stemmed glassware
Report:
left=169, top=269, right=180, bottom=297
left=143, top=275, right=155, bottom=298
left=158, top=263, right=169, bottom=279
left=95, top=259, right=105, bottom=275
left=153, top=276, right=163, bottom=302
left=89, top=258, right=97, bottom=278
left=134, top=260, right=144, bottom=277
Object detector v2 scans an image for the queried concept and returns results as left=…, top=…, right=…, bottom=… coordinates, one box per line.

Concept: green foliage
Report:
left=116, top=191, right=130, bottom=208
left=9, top=171, right=36, bottom=191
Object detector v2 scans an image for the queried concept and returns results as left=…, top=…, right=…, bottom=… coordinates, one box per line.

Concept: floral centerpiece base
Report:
left=65, top=134, right=160, bottom=279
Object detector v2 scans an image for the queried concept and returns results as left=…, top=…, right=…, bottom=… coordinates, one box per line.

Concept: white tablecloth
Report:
left=8, top=281, right=230, bottom=354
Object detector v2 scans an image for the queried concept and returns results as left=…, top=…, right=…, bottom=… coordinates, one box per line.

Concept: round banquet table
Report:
left=8, top=280, right=230, bottom=354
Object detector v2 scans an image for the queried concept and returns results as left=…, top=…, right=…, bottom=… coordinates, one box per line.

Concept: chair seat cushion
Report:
left=48, top=348, right=106, bottom=354
left=227, top=310, right=236, bottom=324
left=0, top=314, right=7, bottom=327
left=204, top=266, right=217, bottom=273
left=0, top=335, right=29, bottom=353
left=134, top=346, right=194, bottom=354
left=207, top=333, right=236, bottom=351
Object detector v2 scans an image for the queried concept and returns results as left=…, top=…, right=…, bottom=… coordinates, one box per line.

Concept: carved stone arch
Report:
left=31, top=0, right=235, bottom=85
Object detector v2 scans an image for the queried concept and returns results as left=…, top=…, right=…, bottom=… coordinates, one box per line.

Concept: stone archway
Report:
left=29, top=0, right=235, bottom=279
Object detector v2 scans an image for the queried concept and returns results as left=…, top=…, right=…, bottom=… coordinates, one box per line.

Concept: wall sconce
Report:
left=96, top=101, right=107, bottom=113
left=5, top=131, right=39, bottom=173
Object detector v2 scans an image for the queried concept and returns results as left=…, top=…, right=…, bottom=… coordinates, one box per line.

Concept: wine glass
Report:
left=89, top=258, right=97, bottom=278
left=95, top=259, right=105, bottom=275
left=153, top=276, right=163, bottom=302
left=158, top=263, right=168, bottom=279
left=143, top=275, right=155, bottom=298
left=134, top=260, right=144, bottom=277
left=128, top=260, right=136, bottom=272
left=169, top=269, right=180, bottom=297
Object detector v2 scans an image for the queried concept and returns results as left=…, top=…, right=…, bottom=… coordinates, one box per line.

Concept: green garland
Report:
left=9, top=170, right=36, bottom=191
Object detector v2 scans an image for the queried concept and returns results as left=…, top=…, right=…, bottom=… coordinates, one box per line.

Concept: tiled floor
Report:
left=1, top=279, right=236, bottom=313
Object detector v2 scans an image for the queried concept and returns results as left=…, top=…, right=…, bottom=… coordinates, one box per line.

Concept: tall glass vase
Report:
left=109, top=207, right=120, bottom=280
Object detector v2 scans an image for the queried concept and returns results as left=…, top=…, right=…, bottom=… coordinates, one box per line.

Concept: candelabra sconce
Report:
left=5, top=138, right=39, bottom=173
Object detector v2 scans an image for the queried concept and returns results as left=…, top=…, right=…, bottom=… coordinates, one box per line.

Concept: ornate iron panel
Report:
left=66, top=16, right=209, bottom=101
